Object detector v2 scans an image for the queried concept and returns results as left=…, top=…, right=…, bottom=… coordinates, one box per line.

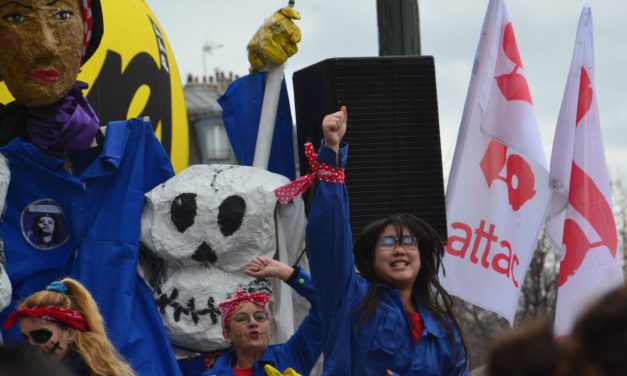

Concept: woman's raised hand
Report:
left=321, top=106, right=347, bottom=153
left=244, top=256, right=294, bottom=281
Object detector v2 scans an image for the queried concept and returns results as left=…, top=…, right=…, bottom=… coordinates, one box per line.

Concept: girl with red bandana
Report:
left=4, top=278, right=134, bottom=376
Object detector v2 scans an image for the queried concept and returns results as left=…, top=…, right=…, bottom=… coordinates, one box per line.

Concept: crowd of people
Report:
left=0, top=0, right=624, bottom=375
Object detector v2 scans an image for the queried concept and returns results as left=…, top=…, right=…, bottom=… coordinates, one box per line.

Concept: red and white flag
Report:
left=546, top=5, right=624, bottom=336
left=441, top=0, right=550, bottom=324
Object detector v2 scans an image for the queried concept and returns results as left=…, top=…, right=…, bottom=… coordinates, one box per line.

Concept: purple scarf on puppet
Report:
left=26, top=81, right=100, bottom=156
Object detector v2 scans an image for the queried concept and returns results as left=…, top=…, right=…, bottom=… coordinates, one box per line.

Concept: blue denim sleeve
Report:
left=305, top=142, right=353, bottom=329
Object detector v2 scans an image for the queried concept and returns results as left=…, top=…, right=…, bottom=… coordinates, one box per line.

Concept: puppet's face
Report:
left=20, top=317, right=74, bottom=360
left=0, top=0, right=83, bottom=107
left=142, top=165, right=289, bottom=271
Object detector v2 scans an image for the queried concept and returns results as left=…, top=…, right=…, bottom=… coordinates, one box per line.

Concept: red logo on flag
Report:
left=495, top=23, right=533, bottom=104
left=480, top=140, right=536, bottom=211
left=559, top=162, right=617, bottom=286
left=576, top=68, right=593, bottom=125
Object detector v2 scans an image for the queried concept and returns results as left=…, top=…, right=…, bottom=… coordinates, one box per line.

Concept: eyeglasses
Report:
left=377, top=235, right=418, bottom=250
left=232, top=311, right=268, bottom=325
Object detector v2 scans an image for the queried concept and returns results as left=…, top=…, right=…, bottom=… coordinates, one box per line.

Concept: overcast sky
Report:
left=147, top=0, right=627, bottom=181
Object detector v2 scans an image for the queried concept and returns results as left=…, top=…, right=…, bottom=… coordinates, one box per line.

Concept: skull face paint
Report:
left=0, top=0, right=84, bottom=107
left=20, top=316, right=74, bottom=361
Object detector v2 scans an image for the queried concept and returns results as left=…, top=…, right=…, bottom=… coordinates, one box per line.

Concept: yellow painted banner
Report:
left=0, top=0, right=189, bottom=172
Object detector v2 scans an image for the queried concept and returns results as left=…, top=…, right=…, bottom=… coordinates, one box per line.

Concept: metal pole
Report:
left=377, top=0, right=421, bottom=56
left=252, top=0, right=296, bottom=169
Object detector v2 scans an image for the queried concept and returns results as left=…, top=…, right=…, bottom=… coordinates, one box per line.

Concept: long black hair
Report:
left=353, top=213, right=468, bottom=363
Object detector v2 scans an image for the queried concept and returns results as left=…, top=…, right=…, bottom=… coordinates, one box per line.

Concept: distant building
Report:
left=185, top=70, right=239, bottom=165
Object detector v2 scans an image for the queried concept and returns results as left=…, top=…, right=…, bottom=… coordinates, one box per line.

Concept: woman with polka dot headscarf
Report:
left=203, top=257, right=322, bottom=376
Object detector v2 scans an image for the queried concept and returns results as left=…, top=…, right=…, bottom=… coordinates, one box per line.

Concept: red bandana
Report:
left=274, top=142, right=345, bottom=205
left=81, top=0, right=94, bottom=61
left=4, top=306, right=88, bottom=332
left=218, top=291, right=270, bottom=330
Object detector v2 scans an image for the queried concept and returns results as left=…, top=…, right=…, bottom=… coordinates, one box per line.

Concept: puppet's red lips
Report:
left=32, top=68, right=60, bottom=83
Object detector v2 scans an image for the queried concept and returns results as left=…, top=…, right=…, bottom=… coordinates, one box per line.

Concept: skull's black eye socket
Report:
left=29, top=328, right=53, bottom=344
left=170, top=193, right=198, bottom=233
left=218, top=195, right=246, bottom=236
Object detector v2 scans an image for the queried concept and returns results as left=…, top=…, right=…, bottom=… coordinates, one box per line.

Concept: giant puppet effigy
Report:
left=0, top=0, right=183, bottom=374
left=139, top=4, right=307, bottom=370
left=0, top=0, right=306, bottom=374
left=140, top=165, right=304, bottom=352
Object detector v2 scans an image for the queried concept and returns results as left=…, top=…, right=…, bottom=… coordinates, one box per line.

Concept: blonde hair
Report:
left=20, top=278, right=135, bottom=376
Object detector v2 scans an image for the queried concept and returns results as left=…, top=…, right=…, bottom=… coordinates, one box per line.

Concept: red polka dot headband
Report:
left=218, top=290, right=270, bottom=331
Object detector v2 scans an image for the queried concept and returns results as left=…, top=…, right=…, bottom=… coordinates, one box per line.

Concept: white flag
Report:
left=441, top=0, right=550, bottom=324
left=546, top=5, right=624, bottom=337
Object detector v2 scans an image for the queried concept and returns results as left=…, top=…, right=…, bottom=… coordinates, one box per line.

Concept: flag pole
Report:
left=252, top=0, right=295, bottom=170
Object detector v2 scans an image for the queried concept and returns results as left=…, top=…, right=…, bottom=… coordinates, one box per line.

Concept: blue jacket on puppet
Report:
left=0, top=118, right=182, bottom=376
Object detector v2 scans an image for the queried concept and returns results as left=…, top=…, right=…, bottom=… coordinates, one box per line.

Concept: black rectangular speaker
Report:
left=293, top=56, right=447, bottom=241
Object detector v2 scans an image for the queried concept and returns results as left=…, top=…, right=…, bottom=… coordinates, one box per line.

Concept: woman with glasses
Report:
left=305, top=106, right=468, bottom=375
left=203, top=257, right=321, bottom=376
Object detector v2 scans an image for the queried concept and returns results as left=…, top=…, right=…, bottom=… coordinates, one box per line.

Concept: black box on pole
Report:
left=293, top=56, right=448, bottom=241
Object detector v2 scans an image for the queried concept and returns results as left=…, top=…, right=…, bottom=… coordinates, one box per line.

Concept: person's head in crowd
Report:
left=219, top=290, right=271, bottom=360
left=3, top=278, right=134, bottom=376
left=0, top=344, right=73, bottom=376
left=353, top=213, right=467, bottom=356
left=488, top=319, right=562, bottom=376
left=32, top=212, right=58, bottom=245
left=563, top=285, right=627, bottom=376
